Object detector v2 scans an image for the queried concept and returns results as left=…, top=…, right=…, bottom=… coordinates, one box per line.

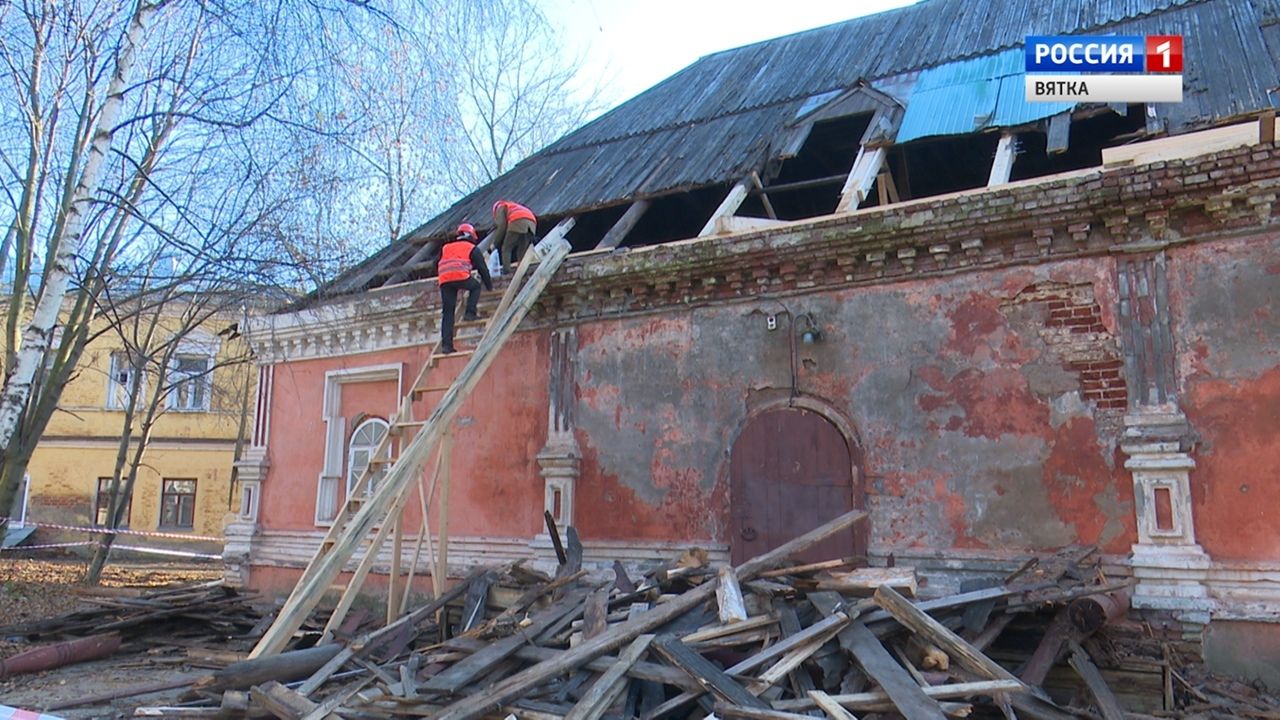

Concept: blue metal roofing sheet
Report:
left=897, top=48, right=1074, bottom=142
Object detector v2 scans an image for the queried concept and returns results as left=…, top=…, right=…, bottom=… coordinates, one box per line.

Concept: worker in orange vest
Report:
left=434, top=223, right=493, bottom=354
left=491, top=200, right=537, bottom=273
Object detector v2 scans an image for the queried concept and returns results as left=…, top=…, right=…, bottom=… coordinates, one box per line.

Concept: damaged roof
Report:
left=319, top=0, right=1280, bottom=299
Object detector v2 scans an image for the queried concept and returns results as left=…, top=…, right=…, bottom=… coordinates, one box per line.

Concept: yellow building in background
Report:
left=11, top=307, right=251, bottom=546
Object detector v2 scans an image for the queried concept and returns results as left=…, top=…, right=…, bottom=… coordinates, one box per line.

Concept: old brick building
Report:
left=228, top=0, right=1280, bottom=681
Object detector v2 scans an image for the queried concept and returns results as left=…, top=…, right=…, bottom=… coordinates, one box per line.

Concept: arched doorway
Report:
left=728, top=407, right=865, bottom=565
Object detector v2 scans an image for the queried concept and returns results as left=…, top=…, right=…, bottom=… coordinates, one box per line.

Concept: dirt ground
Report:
left=0, top=556, right=225, bottom=718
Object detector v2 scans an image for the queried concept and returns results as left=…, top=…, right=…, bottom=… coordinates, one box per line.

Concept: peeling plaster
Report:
left=572, top=259, right=1134, bottom=553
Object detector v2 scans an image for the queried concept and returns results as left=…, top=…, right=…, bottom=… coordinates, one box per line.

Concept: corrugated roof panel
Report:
left=994, top=75, right=1075, bottom=128
left=547, top=0, right=1198, bottom=155
left=897, top=48, right=1074, bottom=142
left=319, top=0, right=1280, bottom=298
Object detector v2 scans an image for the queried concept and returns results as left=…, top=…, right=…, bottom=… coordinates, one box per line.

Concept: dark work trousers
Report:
left=502, top=228, right=535, bottom=272
left=439, top=277, right=481, bottom=351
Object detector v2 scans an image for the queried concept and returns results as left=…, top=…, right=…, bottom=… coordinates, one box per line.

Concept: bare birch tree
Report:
left=0, top=0, right=606, bottom=524
left=0, top=0, right=399, bottom=518
left=0, top=0, right=158, bottom=486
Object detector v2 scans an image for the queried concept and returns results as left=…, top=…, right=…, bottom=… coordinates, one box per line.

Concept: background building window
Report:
left=94, top=477, right=132, bottom=526
left=169, top=355, right=213, bottom=411
left=160, top=478, right=197, bottom=529
left=346, top=418, right=390, bottom=498
left=106, top=351, right=141, bottom=410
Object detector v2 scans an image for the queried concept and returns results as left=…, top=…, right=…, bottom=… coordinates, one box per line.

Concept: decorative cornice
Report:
left=233, top=446, right=269, bottom=483
left=246, top=144, right=1280, bottom=362
left=244, top=285, right=428, bottom=364
left=529, top=145, right=1280, bottom=324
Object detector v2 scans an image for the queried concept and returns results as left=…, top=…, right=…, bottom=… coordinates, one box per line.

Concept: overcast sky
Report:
left=538, top=0, right=921, bottom=110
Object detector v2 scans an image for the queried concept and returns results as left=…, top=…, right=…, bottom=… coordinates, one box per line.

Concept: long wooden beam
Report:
left=565, top=635, right=655, bottom=720
left=735, top=509, right=866, bottom=580
left=988, top=133, right=1016, bottom=187
left=840, top=620, right=947, bottom=720
left=773, top=680, right=1025, bottom=712
left=873, top=586, right=1077, bottom=720
left=596, top=200, right=651, bottom=250
left=488, top=218, right=575, bottom=338
left=752, top=173, right=847, bottom=195
left=383, top=239, right=439, bottom=286
left=434, top=431, right=453, bottom=594
left=835, top=146, right=885, bottom=213
left=750, top=172, right=777, bottom=219
left=250, top=235, right=575, bottom=659
left=320, top=476, right=420, bottom=642
left=699, top=178, right=751, bottom=236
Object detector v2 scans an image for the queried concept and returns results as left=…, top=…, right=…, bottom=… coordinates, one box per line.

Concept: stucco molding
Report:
left=314, top=363, right=403, bottom=525
left=735, top=390, right=866, bottom=458
left=243, top=283, right=504, bottom=364
left=527, top=149, right=1280, bottom=326
left=223, top=520, right=259, bottom=587
left=36, top=437, right=239, bottom=450
left=1120, top=407, right=1216, bottom=616
left=234, top=446, right=269, bottom=484
left=248, top=145, right=1280, bottom=363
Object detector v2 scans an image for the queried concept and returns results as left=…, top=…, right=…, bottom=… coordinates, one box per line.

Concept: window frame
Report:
left=159, top=478, right=197, bottom=530
left=168, top=354, right=214, bottom=412
left=94, top=476, right=132, bottom=527
left=106, top=351, right=143, bottom=410
left=346, top=417, right=391, bottom=498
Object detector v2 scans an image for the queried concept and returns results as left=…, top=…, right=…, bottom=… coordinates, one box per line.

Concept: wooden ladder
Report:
left=250, top=220, right=575, bottom=658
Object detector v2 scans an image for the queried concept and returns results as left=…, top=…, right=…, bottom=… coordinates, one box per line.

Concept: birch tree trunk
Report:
left=0, top=0, right=156, bottom=516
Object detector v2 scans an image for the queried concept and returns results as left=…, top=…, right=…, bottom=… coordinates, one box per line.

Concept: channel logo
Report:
left=1024, top=35, right=1184, bottom=103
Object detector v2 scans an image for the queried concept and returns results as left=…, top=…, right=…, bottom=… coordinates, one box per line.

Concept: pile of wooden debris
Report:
left=5, top=510, right=1278, bottom=718
left=0, top=580, right=265, bottom=683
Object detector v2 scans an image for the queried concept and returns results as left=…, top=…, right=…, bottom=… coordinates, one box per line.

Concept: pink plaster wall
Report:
left=1168, top=232, right=1280, bottom=562
left=257, top=331, right=550, bottom=537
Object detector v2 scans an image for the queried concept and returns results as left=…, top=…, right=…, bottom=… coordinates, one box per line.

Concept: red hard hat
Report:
left=455, top=223, right=476, bottom=240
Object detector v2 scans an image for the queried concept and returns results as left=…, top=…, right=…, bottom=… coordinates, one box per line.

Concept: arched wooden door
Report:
left=729, top=407, right=864, bottom=565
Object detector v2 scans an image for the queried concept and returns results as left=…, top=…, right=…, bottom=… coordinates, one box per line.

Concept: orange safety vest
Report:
left=494, top=200, right=536, bottom=224
left=438, top=241, right=474, bottom=283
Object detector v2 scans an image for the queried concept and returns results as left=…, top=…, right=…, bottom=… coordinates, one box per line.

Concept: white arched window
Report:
left=347, top=418, right=391, bottom=497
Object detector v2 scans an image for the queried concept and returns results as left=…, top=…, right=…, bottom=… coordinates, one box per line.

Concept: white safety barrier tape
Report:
left=0, top=517, right=221, bottom=543
left=0, top=541, right=221, bottom=560
left=0, top=540, right=95, bottom=551
left=112, top=544, right=222, bottom=561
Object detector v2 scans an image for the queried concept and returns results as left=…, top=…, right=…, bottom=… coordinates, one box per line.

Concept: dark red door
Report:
left=729, top=408, right=863, bottom=565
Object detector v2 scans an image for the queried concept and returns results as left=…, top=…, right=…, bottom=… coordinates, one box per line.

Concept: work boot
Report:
left=463, top=312, right=481, bottom=322
left=440, top=344, right=456, bottom=355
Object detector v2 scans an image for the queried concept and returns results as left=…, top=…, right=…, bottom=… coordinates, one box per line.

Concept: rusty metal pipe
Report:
left=0, top=633, right=122, bottom=678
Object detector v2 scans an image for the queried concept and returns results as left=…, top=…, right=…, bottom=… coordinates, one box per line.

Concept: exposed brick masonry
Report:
left=1006, top=283, right=1128, bottom=410
left=523, top=143, right=1280, bottom=325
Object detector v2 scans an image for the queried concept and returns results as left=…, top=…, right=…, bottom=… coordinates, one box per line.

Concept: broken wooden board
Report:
left=652, top=634, right=769, bottom=709
left=838, top=620, right=948, bottom=720
left=421, top=589, right=589, bottom=694
left=565, top=634, right=653, bottom=720
left=816, top=566, right=918, bottom=597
